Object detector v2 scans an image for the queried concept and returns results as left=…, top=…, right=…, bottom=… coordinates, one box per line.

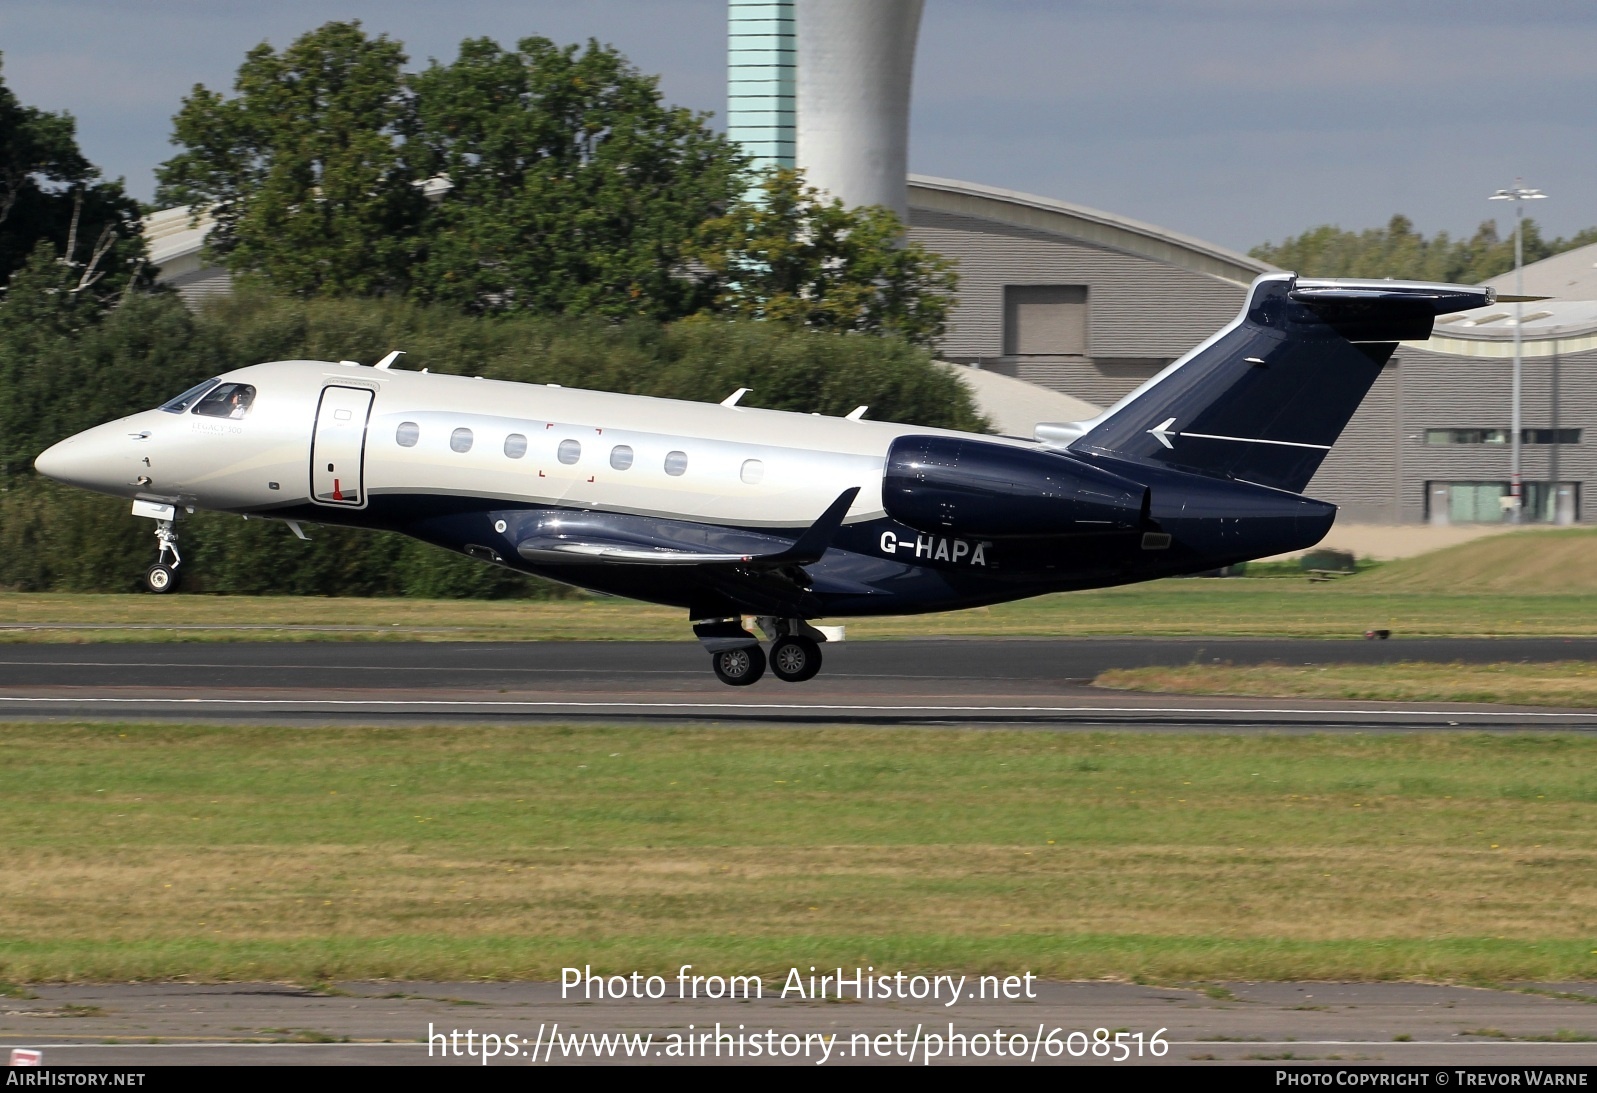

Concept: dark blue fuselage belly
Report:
left=256, top=459, right=1336, bottom=619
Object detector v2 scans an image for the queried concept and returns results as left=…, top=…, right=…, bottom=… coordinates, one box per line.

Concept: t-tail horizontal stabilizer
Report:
left=1070, top=274, right=1495, bottom=494
left=515, top=487, right=860, bottom=567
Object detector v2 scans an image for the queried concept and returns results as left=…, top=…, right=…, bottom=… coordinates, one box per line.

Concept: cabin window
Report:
left=558, top=439, right=582, bottom=464
left=159, top=378, right=220, bottom=414
left=451, top=427, right=474, bottom=453
left=664, top=450, right=688, bottom=477
left=610, top=444, right=634, bottom=470
left=192, top=383, right=257, bottom=419
left=504, top=433, right=528, bottom=458
left=740, top=458, right=764, bottom=485
left=395, top=422, right=420, bottom=447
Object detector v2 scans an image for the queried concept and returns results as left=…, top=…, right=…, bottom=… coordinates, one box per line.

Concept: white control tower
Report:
left=727, top=0, right=924, bottom=219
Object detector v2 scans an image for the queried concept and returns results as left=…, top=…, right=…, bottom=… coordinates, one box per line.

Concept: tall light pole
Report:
left=1489, top=179, right=1546, bottom=523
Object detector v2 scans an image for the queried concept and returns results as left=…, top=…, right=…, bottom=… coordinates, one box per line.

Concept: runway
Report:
left=4, top=979, right=1596, bottom=1066
left=5, top=637, right=1597, bottom=729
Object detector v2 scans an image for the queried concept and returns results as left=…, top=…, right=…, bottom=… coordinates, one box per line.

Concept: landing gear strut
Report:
left=143, top=518, right=182, bottom=594
left=693, top=616, right=833, bottom=686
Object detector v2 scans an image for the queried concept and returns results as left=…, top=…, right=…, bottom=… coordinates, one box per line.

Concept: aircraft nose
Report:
left=34, top=424, right=144, bottom=495
left=34, top=436, right=82, bottom=482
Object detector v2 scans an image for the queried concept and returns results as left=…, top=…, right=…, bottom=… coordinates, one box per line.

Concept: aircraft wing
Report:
left=515, top=488, right=860, bottom=569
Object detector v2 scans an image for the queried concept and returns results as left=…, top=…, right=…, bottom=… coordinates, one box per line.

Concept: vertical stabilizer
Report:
left=1070, top=274, right=1494, bottom=493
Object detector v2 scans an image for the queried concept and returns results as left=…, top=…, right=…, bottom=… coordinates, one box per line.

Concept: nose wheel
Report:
left=143, top=519, right=183, bottom=594
left=143, top=562, right=181, bottom=594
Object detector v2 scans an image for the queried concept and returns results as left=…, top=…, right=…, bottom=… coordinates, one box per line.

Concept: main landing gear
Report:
left=696, top=616, right=830, bottom=687
left=143, top=518, right=183, bottom=594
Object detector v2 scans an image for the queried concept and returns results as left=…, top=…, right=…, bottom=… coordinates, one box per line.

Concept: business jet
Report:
left=35, top=273, right=1495, bottom=685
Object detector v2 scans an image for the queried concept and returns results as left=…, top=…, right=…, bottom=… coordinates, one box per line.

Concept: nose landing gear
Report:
left=143, top=518, right=183, bottom=594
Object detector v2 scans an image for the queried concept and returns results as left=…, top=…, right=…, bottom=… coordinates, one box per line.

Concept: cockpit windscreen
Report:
left=192, top=383, right=257, bottom=420
left=159, top=378, right=220, bottom=414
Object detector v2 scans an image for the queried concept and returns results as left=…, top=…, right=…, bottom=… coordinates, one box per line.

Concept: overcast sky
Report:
left=2, top=0, right=1592, bottom=253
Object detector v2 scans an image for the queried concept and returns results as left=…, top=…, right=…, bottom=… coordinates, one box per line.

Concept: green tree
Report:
left=695, top=168, right=957, bottom=348
left=156, top=21, right=423, bottom=297
left=0, top=55, right=147, bottom=300
left=1252, top=214, right=1597, bottom=283
left=410, top=36, right=746, bottom=319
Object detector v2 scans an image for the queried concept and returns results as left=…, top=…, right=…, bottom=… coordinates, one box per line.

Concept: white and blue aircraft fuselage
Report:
left=35, top=274, right=1498, bottom=684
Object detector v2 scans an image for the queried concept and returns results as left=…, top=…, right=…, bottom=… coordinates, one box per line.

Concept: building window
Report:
left=610, top=445, right=634, bottom=470
left=503, top=433, right=527, bottom=458
left=664, top=450, right=688, bottom=476
left=558, top=439, right=581, bottom=464
left=395, top=422, right=419, bottom=447
left=1003, top=285, right=1087, bottom=356
left=1523, top=429, right=1581, bottom=445
left=1426, top=481, right=1579, bottom=525
left=740, top=458, right=764, bottom=485
left=1425, top=428, right=1580, bottom=445
left=450, top=427, right=473, bottom=453
left=1426, top=429, right=1507, bottom=445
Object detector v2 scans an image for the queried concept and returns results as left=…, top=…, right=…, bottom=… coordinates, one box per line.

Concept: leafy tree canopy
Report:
left=410, top=36, right=746, bottom=320
left=0, top=54, right=147, bottom=302
left=695, top=168, right=957, bottom=347
left=1251, top=214, right=1597, bottom=284
left=157, top=23, right=746, bottom=316
left=155, top=23, right=956, bottom=343
left=156, top=21, right=423, bottom=297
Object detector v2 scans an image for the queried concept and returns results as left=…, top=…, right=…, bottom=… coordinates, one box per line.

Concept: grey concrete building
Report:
left=907, top=175, right=1265, bottom=405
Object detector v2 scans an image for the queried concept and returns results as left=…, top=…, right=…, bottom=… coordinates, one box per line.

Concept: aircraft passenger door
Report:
left=310, top=386, right=374, bottom=508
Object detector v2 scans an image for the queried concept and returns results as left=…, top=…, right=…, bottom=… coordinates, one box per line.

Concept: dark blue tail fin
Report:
left=1068, top=274, right=1494, bottom=493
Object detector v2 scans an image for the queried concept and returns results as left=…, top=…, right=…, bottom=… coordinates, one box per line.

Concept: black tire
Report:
left=769, top=636, right=822, bottom=683
left=711, top=645, right=766, bottom=686
left=144, top=563, right=181, bottom=594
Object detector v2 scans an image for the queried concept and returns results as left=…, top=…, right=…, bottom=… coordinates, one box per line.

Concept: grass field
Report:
left=1357, top=527, right=1597, bottom=594
left=10, top=581, right=1597, bottom=641
left=1097, top=662, right=1597, bottom=708
left=1, top=723, right=1593, bottom=985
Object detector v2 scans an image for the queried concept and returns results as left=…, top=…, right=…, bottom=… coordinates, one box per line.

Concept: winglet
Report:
left=721, top=387, right=751, bottom=407
left=375, top=350, right=404, bottom=370
left=766, top=487, right=860, bottom=566
left=845, top=405, right=868, bottom=421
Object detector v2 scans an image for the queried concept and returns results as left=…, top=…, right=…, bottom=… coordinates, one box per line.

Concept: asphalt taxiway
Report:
left=4, top=637, right=1597, bottom=729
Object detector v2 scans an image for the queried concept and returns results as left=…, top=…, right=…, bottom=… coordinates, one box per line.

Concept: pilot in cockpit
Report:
left=187, top=382, right=257, bottom=420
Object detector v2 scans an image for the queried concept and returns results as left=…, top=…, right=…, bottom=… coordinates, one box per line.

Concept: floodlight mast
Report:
left=1489, top=179, right=1546, bottom=523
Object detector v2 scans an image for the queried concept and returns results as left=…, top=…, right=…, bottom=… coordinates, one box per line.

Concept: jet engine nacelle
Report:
left=882, top=435, right=1147, bottom=538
